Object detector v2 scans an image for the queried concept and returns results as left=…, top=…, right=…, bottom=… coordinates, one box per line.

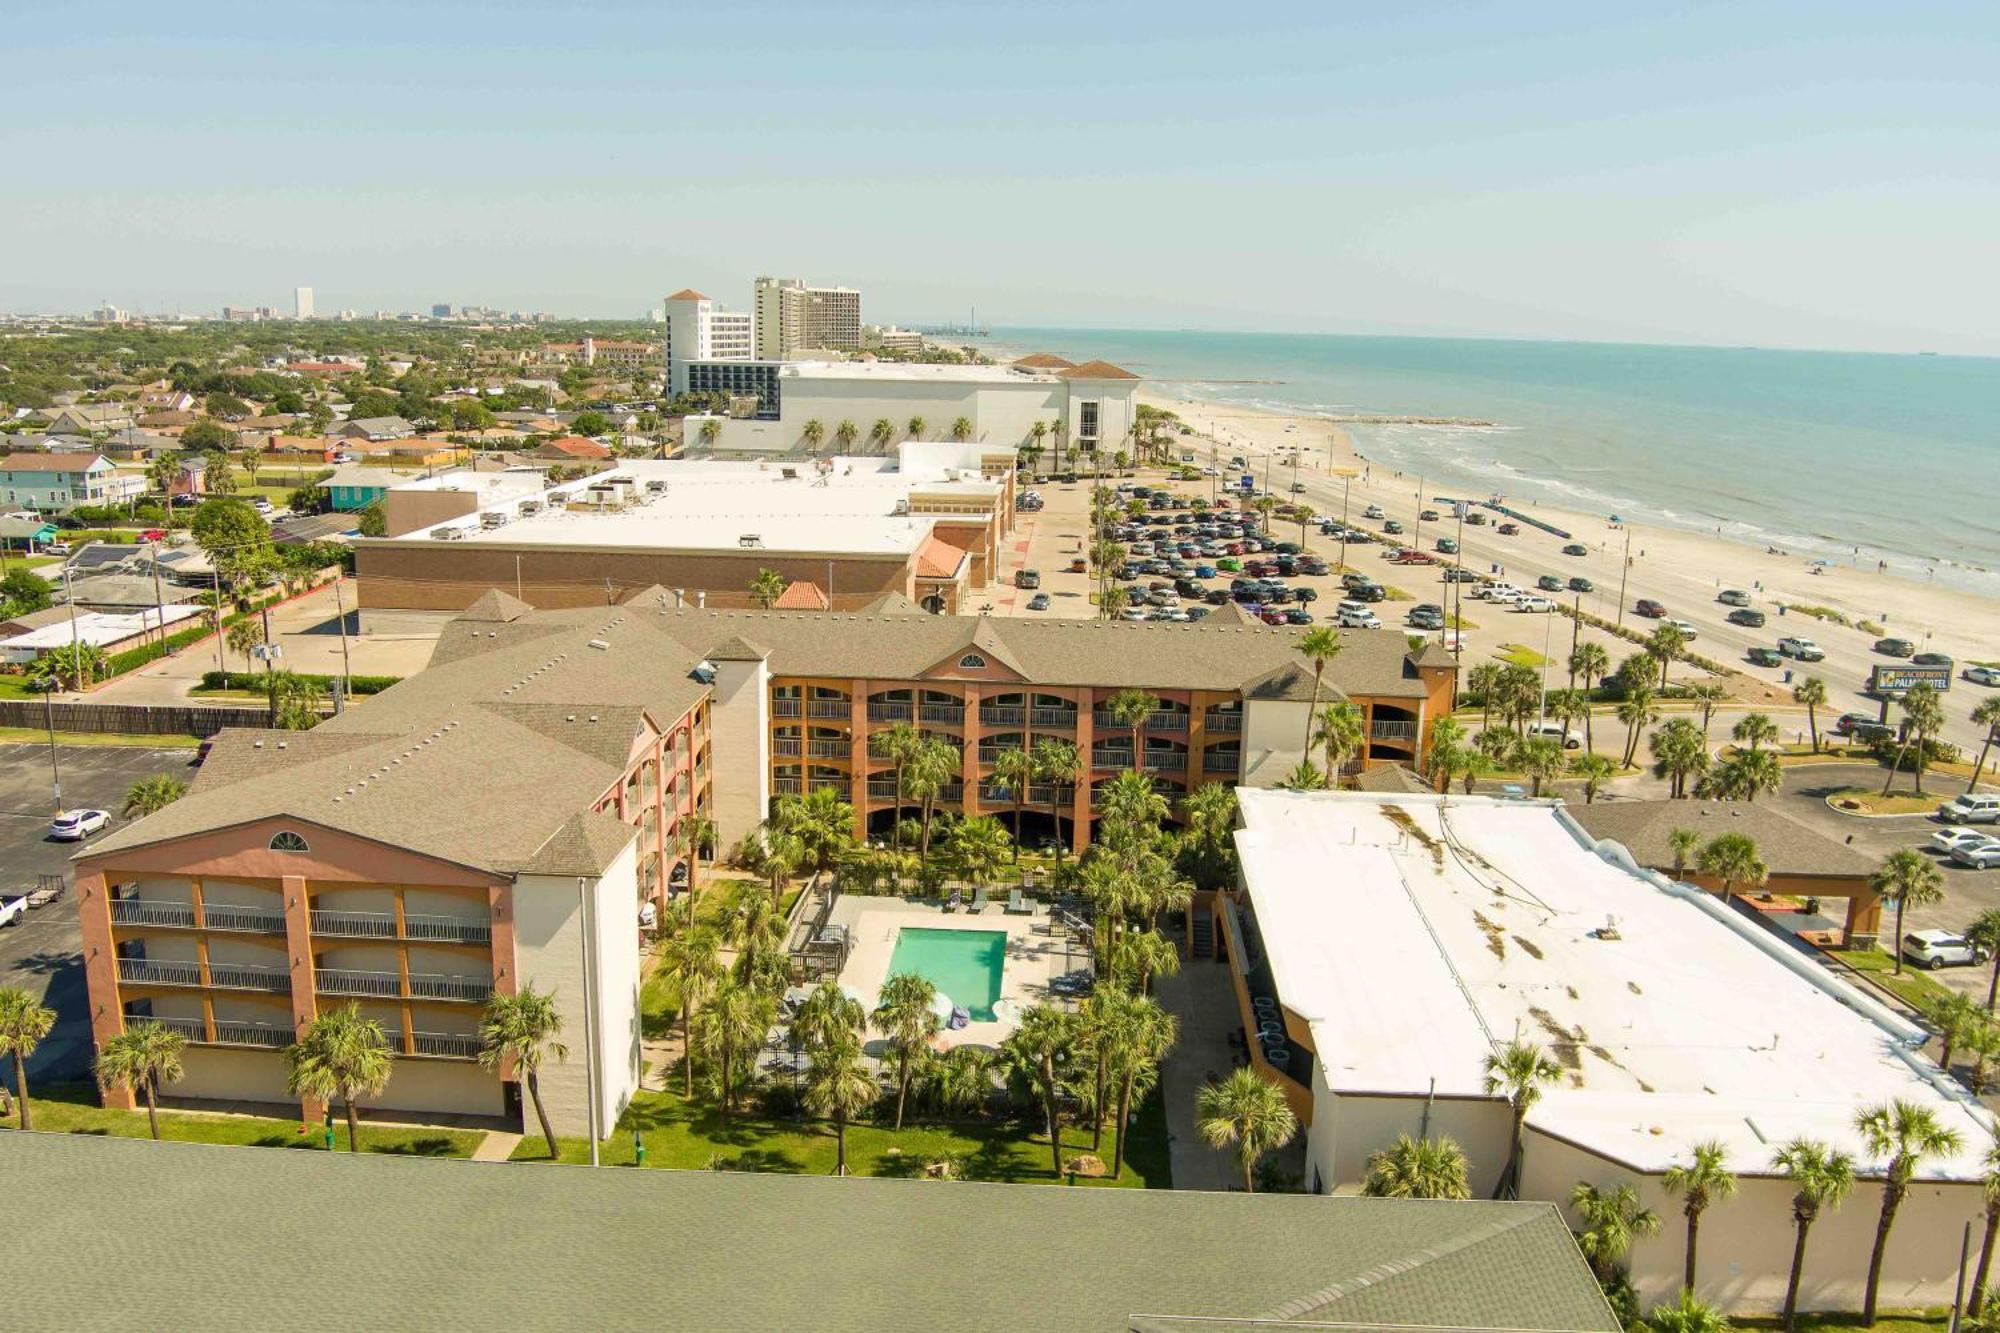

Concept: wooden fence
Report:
left=0, top=699, right=278, bottom=738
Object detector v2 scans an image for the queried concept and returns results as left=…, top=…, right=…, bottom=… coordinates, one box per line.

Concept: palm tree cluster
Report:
left=1881, top=683, right=1948, bottom=797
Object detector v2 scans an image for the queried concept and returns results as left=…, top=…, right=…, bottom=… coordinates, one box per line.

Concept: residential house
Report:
left=44, top=403, right=136, bottom=434
left=0, top=453, right=146, bottom=512
left=335, top=416, right=416, bottom=442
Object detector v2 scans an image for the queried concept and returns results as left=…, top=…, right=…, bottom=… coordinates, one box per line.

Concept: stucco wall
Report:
left=708, top=657, right=772, bottom=848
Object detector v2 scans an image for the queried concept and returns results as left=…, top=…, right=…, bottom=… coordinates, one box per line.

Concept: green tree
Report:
left=1484, top=1039, right=1561, bottom=1198
left=801, top=418, right=825, bottom=451
left=189, top=497, right=271, bottom=590
left=1793, top=677, right=1829, bottom=753
left=1967, top=909, right=2000, bottom=1013
left=1004, top=1004, right=1077, bottom=1177
left=944, top=814, right=1010, bottom=889
left=804, top=1039, right=878, bottom=1176
left=1871, top=849, right=1945, bottom=976
left=571, top=410, right=612, bottom=437
left=355, top=503, right=386, bottom=537
left=1923, top=991, right=1983, bottom=1076
left=904, top=735, right=961, bottom=873
left=0, top=568, right=52, bottom=615
left=1854, top=1099, right=1963, bottom=1325
left=1696, top=832, right=1767, bottom=909
left=1617, top=685, right=1661, bottom=768
left=122, top=773, right=187, bottom=817
left=693, top=978, right=776, bottom=1122
left=1515, top=734, right=1566, bottom=797
left=676, top=813, right=718, bottom=912
left=868, top=417, right=894, bottom=449
left=660, top=925, right=723, bottom=1097
left=1686, top=682, right=1728, bottom=737
left=748, top=567, right=786, bottom=609
left=94, top=1019, right=187, bottom=1141
left=1104, top=991, right=1174, bottom=1175
left=1883, top=683, right=1945, bottom=797
left=1296, top=626, right=1344, bottom=751
left=1571, top=1180, right=1662, bottom=1285
left=1772, top=1138, right=1856, bottom=1333
left=26, top=642, right=107, bottom=692
left=1104, top=687, right=1158, bottom=773
left=1362, top=1133, right=1472, bottom=1199
left=1650, top=717, right=1710, bottom=799
left=1569, top=752, right=1617, bottom=803
left=1569, top=640, right=1610, bottom=692
left=180, top=419, right=234, bottom=452
left=871, top=721, right=923, bottom=857
left=1733, top=712, right=1780, bottom=754
left=872, top=972, right=941, bottom=1130
left=1649, top=1290, right=1730, bottom=1333
left=1669, top=826, right=1701, bottom=878
left=990, top=745, right=1036, bottom=855
left=225, top=616, right=264, bottom=671
left=283, top=1002, right=393, bottom=1153
left=833, top=419, right=858, bottom=450
left=794, top=978, right=865, bottom=1054
left=1969, top=1145, right=2000, bottom=1320
left=904, top=415, right=926, bottom=440
left=1195, top=1066, right=1298, bottom=1193
left=478, top=986, right=568, bottom=1160
left=1663, top=1140, right=1736, bottom=1294
left=774, top=784, right=856, bottom=876
left=1648, top=622, right=1690, bottom=688
left=949, top=416, right=972, bottom=441
left=1969, top=698, right=2000, bottom=795
left=1032, top=737, right=1082, bottom=862
left=1313, top=700, right=1366, bottom=789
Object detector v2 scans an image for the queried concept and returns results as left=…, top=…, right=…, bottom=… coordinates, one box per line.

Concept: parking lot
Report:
left=0, top=742, right=199, bottom=1084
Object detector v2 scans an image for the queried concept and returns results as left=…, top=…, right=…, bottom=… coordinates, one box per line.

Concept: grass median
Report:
left=4, top=1083, right=483, bottom=1157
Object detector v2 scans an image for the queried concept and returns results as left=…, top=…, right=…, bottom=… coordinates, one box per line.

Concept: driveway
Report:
left=0, top=742, right=200, bottom=1086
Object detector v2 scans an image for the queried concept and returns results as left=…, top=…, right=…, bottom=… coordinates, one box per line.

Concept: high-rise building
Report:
left=753, top=276, right=862, bottom=358
left=431, top=303, right=454, bottom=319
left=663, top=288, right=755, bottom=395
left=294, top=287, right=315, bottom=320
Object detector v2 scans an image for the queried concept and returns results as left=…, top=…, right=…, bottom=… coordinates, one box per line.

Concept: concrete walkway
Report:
left=472, top=1131, right=522, bottom=1162
left=1155, top=958, right=1247, bottom=1191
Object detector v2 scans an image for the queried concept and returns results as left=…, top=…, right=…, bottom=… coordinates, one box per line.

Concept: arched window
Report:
left=268, top=830, right=310, bottom=853
left=958, top=653, right=987, bottom=669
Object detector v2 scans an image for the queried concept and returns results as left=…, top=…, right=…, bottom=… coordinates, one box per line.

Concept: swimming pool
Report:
left=885, top=928, right=1007, bottom=1022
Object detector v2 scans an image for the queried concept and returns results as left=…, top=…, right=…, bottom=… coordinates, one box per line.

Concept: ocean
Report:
left=988, top=327, right=2000, bottom=597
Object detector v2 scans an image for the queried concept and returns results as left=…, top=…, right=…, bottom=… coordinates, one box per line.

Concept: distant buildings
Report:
left=662, top=289, right=754, bottom=394
left=431, top=303, right=454, bottom=319
left=753, top=276, right=862, bottom=358
left=294, top=286, right=315, bottom=320
left=537, top=334, right=657, bottom=370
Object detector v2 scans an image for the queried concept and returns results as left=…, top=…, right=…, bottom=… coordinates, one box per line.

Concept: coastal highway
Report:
left=1274, top=464, right=1996, bottom=760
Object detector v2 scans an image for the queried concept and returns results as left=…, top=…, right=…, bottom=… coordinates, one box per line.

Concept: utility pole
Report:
left=148, top=540, right=168, bottom=646
left=514, top=553, right=522, bottom=603
left=260, top=604, right=278, bottom=722
left=1412, top=474, right=1426, bottom=553
left=1614, top=525, right=1633, bottom=630
left=1337, top=474, right=1351, bottom=576
left=43, top=688, right=62, bottom=815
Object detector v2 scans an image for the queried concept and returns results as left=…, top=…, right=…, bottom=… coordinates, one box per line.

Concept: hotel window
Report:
left=1077, top=400, right=1100, bottom=442
left=269, top=830, right=310, bottom=852
left=958, top=653, right=987, bottom=669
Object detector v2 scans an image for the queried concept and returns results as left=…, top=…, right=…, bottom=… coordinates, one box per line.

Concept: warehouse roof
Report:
left=0, top=1133, right=1618, bottom=1333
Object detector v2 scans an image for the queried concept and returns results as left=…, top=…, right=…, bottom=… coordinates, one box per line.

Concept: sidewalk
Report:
left=1154, top=959, right=1245, bottom=1191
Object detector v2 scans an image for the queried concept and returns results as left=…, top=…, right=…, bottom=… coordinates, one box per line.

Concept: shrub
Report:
left=198, top=670, right=399, bottom=696
left=1869, top=734, right=1963, bottom=770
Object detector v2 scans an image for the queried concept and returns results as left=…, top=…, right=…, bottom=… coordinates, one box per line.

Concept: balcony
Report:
left=133, top=1014, right=207, bottom=1041
left=773, top=776, right=802, bottom=795
left=310, top=908, right=491, bottom=945
left=978, top=705, right=1025, bottom=727
left=1203, top=710, right=1244, bottom=734
left=806, top=738, right=849, bottom=759
left=317, top=967, right=491, bottom=1003
left=1203, top=750, right=1243, bottom=774
left=1092, top=709, right=1189, bottom=734
left=772, top=698, right=803, bottom=718
left=1029, top=707, right=1078, bottom=729
left=866, top=778, right=961, bottom=802
left=976, top=743, right=1024, bottom=765
left=1094, top=748, right=1187, bottom=774
left=918, top=703, right=964, bottom=726
left=868, top=701, right=913, bottom=722
left=1371, top=720, right=1419, bottom=742
left=806, top=699, right=850, bottom=720
left=213, top=1020, right=295, bottom=1049
left=979, top=782, right=1073, bottom=806
left=110, top=899, right=196, bottom=928
left=203, top=904, right=287, bottom=934
left=772, top=737, right=802, bottom=757
left=118, top=957, right=291, bottom=992
left=408, top=1030, right=482, bottom=1060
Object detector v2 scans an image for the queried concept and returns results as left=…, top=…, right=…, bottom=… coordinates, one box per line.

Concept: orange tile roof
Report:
left=1012, top=353, right=1075, bottom=369
left=665, top=289, right=708, bottom=302
left=914, top=535, right=967, bottom=580
left=1056, top=359, right=1138, bottom=380
left=541, top=436, right=612, bottom=458
left=773, top=580, right=831, bottom=610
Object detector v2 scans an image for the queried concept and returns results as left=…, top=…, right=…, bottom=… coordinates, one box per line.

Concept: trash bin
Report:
left=1782, top=669, right=1793, bottom=685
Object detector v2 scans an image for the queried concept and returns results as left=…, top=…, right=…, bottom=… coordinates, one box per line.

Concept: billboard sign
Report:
left=1870, top=663, right=1951, bottom=694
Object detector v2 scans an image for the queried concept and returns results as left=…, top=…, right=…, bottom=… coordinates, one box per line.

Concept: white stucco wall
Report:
left=707, top=656, right=771, bottom=847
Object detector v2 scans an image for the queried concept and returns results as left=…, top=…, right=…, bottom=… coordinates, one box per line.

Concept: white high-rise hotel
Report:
left=753, top=276, right=861, bottom=359
left=662, top=289, right=754, bottom=395
left=294, top=287, right=315, bottom=319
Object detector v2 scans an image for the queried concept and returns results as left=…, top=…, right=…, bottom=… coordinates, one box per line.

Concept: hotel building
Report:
left=753, top=275, right=863, bottom=358
left=663, top=289, right=754, bottom=394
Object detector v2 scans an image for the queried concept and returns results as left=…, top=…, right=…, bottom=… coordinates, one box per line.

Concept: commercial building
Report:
left=687, top=355, right=1140, bottom=455
left=294, top=286, right=315, bottom=319
left=753, top=275, right=863, bottom=358
left=351, top=443, right=1020, bottom=632
left=1222, top=789, right=1995, bottom=1314
left=663, top=288, right=753, bottom=394
left=0, top=452, right=145, bottom=512
left=73, top=591, right=717, bottom=1136
left=0, top=604, right=207, bottom=664
left=4, top=1132, right=1618, bottom=1333
left=538, top=334, right=657, bottom=369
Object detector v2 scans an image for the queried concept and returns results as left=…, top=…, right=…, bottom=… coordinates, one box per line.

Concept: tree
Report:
left=1296, top=627, right=1344, bottom=751
left=1484, top=1039, right=1561, bottom=1198
left=748, top=567, right=786, bottom=609
left=1649, top=1290, right=1730, bottom=1333
left=1663, top=1140, right=1736, bottom=1294
left=1467, top=663, right=1504, bottom=730
left=1178, top=781, right=1240, bottom=888
left=1570, top=753, right=1617, bottom=803
left=694, top=978, right=776, bottom=1122
left=1922, top=991, right=1982, bottom=1078
left=1313, top=700, right=1365, bottom=789
left=265, top=669, right=326, bottom=730
left=676, top=813, right=718, bottom=911
left=180, top=419, right=234, bottom=452
left=1648, top=622, right=1690, bottom=688
left=944, top=814, right=1010, bottom=889
left=122, top=773, right=187, bottom=817
left=1686, top=682, right=1728, bottom=737
left=355, top=502, right=386, bottom=537
left=1004, top=1005, right=1077, bottom=1177
left=1104, top=687, right=1158, bottom=774
left=872, top=973, right=941, bottom=1130
left=1031, top=738, right=1082, bottom=862
left=661, top=925, right=723, bottom=1096
left=1617, top=686, right=1661, bottom=769
left=1516, top=734, right=1566, bottom=797
left=1548, top=687, right=1592, bottom=750
left=0, top=567, right=52, bottom=615
left=1362, top=1133, right=1472, bottom=1199
left=1669, top=826, right=1701, bottom=878
left=1772, top=1138, right=1856, bottom=1332
left=774, top=784, right=856, bottom=876
left=871, top=721, right=922, bottom=854
left=1733, top=712, right=1779, bottom=754
left=1571, top=1180, right=1662, bottom=1285
left=1196, top=1066, right=1298, bottom=1193
left=990, top=746, right=1036, bottom=854
left=1854, top=1099, right=1963, bottom=1325
left=1883, top=683, right=1945, bottom=797
left=1970, top=1145, right=2000, bottom=1320
left=696, top=417, right=720, bottom=448
left=1107, top=992, right=1176, bottom=1175
left=949, top=416, right=972, bottom=441
left=26, top=642, right=107, bottom=692
left=1696, top=832, right=1767, bottom=910
left=1650, top=718, right=1710, bottom=799
left=225, top=616, right=264, bottom=671
left=571, top=410, right=612, bottom=437
left=1709, top=748, right=1782, bottom=803
left=804, top=1039, right=878, bottom=1175
left=1970, top=698, right=2000, bottom=795
left=1793, top=677, right=1829, bottom=753
left=95, top=1020, right=186, bottom=1141
left=904, top=736, right=961, bottom=874
left=833, top=419, right=858, bottom=450
left=1968, top=910, right=2000, bottom=1014
left=906, top=415, right=926, bottom=440
left=801, top=418, right=825, bottom=451
left=866, top=417, right=894, bottom=451
left=1570, top=640, right=1611, bottom=693
left=284, top=1003, right=393, bottom=1153
left=1871, top=849, right=1945, bottom=976
left=189, top=497, right=270, bottom=590
left=478, top=986, right=568, bottom=1159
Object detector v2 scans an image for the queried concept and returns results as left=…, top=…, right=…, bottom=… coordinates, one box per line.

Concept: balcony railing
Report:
left=1371, top=720, right=1419, bottom=741
left=310, top=908, right=396, bottom=939
left=772, top=776, right=801, bottom=795
left=1203, top=750, right=1243, bottom=774
left=1203, top=711, right=1244, bottom=734
left=979, top=783, right=1074, bottom=806
left=866, top=778, right=962, bottom=802
left=202, top=904, right=287, bottom=934
left=918, top=704, right=964, bottom=725
left=120, top=957, right=292, bottom=992
left=976, top=744, right=1024, bottom=765
left=867, top=702, right=913, bottom=722
left=1091, top=709, right=1189, bottom=733
left=772, top=698, right=803, bottom=718
left=316, top=967, right=491, bottom=1003
left=978, top=706, right=1025, bottom=727
left=772, top=737, right=802, bottom=757
left=110, top=899, right=196, bottom=928
left=806, top=699, right=849, bottom=720
left=311, top=908, right=491, bottom=945
left=213, top=1021, right=294, bottom=1049
left=807, top=738, right=849, bottom=759
left=1094, top=748, right=1187, bottom=773
left=133, top=1014, right=207, bottom=1041
left=1030, top=707, right=1078, bottom=728
left=409, top=1030, right=482, bottom=1059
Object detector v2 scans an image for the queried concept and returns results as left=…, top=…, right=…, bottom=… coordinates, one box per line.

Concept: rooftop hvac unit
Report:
left=738, top=533, right=764, bottom=548
left=892, top=499, right=909, bottom=515
left=518, top=498, right=543, bottom=515
left=645, top=479, right=667, bottom=493
left=480, top=510, right=509, bottom=529
left=431, top=525, right=468, bottom=541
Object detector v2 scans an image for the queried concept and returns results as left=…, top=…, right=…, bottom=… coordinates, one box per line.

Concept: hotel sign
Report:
left=1870, top=664, right=1951, bottom=694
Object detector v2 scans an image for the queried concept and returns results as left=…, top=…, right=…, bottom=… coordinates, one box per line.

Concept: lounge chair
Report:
left=1005, top=888, right=1026, bottom=915
left=970, top=886, right=989, bottom=914
left=944, top=889, right=962, bottom=913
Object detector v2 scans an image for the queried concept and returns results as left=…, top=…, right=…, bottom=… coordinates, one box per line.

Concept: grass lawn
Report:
left=0, top=677, right=49, bottom=700
left=1740, top=1312, right=1947, bottom=1333
left=509, top=1083, right=1171, bottom=1187
left=188, top=687, right=270, bottom=702
left=1828, top=946, right=1954, bottom=1011
left=1495, top=643, right=1551, bottom=669
left=1825, top=787, right=1940, bottom=816
left=5, top=1083, right=482, bottom=1157
left=0, top=725, right=202, bottom=748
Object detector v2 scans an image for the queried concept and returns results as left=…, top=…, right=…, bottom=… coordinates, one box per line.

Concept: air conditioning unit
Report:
left=431, top=525, right=468, bottom=541
left=480, top=510, right=509, bottom=529
left=518, top=498, right=543, bottom=515
left=645, top=479, right=667, bottom=494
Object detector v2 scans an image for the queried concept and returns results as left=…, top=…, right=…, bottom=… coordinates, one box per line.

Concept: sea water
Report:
left=991, top=327, right=2000, bottom=597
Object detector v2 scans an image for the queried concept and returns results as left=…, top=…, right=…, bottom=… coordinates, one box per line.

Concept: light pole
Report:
left=1614, top=525, right=1633, bottom=630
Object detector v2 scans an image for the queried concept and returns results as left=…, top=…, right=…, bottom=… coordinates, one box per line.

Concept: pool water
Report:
left=885, top=928, right=1007, bottom=1022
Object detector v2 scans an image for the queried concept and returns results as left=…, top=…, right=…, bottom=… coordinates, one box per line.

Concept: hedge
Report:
left=106, top=618, right=227, bottom=676
left=199, top=670, right=400, bottom=696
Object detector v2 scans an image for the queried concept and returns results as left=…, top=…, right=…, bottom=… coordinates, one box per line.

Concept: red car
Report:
left=1257, top=607, right=1287, bottom=626
left=140, top=528, right=166, bottom=542
left=1635, top=599, right=1666, bottom=618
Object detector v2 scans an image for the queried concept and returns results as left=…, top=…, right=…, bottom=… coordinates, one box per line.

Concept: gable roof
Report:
left=539, top=435, right=612, bottom=459
left=773, top=579, right=830, bottom=610
left=665, top=288, right=708, bottom=301
left=1013, top=352, right=1075, bottom=369
left=1057, top=359, right=1139, bottom=381
left=0, top=452, right=108, bottom=473
left=1567, top=799, right=1876, bottom=878
left=516, top=809, right=637, bottom=877
left=913, top=534, right=968, bottom=580
left=459, top=588, right=535, bottom=623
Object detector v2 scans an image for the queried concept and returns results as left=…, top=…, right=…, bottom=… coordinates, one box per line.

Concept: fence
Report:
left=0, top=699, right=279, bottom=738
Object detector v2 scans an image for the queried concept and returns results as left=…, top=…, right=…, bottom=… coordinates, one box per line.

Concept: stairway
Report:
left=1190, top=912, right=1214, bottom=959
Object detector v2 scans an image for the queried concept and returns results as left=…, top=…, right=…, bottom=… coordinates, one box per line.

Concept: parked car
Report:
left=1746, top=647, right=1783, bottom=668
left=1407, top=606, right=1446, bottom=630
left=1443, top=568, right=1480, bottom=583
left=0, top=896, right=25, bottom=929
left=1949, top=841, right=2000, bottom=870
left=1902, top=929, right=1990, bottom=969
left=1727, top=609, right=1767, bottom=628
left=1525, top=722, right=1583, bottom=750
left=1567, top=576, right=1594, bottom=593
left=49, top=808, right=109, bottom=841
left=1026, top=593, right=1050, bottom=611
left=1968, top=665, right=2000, bottom=687
left=1665, top=619, right=1699, bottom=640
left=1515, top=595, right=1556, bottom=613
left=1718, top=589, right=1752, bottom=607
left=1932, top=828, right=1997, bottom=857
left=1778, top=636, right=1825, bottom=661
left=1561, top=543, right=1588, bottom=556
left=1346, top=583, right=1386, bottom=603
left=1833, top=712, right=1876, bottom=735
left=1335, top=606, right=1382, bottom=629
left=1938, top=794, right=2000, bottom=825
left=1875, top=637, right=1917, bottom=658
left=1013, top=569, right=1041, bottom=590
left=1634, top=598, right=1666, bottom=618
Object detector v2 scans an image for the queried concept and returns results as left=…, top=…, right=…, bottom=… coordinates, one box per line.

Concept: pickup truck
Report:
left=0, top=895, right=25, bottom=929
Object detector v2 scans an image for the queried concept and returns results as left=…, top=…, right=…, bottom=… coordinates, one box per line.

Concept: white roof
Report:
left=0, top=604, right=205, bottom=655
left=782, top=360, right=1057, bottom=385
left=1233, top=789, right=1995, bottom=1179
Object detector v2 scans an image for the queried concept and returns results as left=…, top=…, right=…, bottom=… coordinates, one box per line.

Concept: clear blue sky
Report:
left=6, top=1, right=1998, bottom=353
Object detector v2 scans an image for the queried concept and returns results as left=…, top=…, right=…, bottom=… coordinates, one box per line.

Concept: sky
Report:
left=5, top=1, right=1999, bottom=354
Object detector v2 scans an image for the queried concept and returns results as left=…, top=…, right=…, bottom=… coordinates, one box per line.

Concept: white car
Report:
left=1938, top=794, right=2000, bottom=825
left=0, top=896, right=25, bottom=929
left=1932, top=828, right=1998, bottom=856
left=1526, top=722, right=1583, bottom=749
left=1363, top=505, right=1385, bottom=520
left=1335, top=607, right=1382, bottom=629
left=1902, top=929, right=1989, bottom=970
left=1665, top=619, right=1699, bottom=640
left=1777, top=636, right=1824, bottom=661
left=1514, top=596, right=1555, bottom=613
left=49, top=808, right=109, bottom=841
left=1119, top=607, right=1149, bottom=622
left=1966, top=665, right=2000, bottom=687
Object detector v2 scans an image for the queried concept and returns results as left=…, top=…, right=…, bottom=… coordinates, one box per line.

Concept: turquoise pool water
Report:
left=886, top=928, right=1007, bottom=1022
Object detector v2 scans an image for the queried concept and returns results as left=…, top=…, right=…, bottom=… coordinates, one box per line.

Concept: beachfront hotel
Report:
left=75, top=595, right=1454, bottom=1132
left=753, top=275, right=863, bottom=358
left=662, top=288, right=754, bottom=394
left=1218, top=788, right=1994, bottom=1313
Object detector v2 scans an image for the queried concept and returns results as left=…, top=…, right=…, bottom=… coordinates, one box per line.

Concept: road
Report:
left=0, top=742, right=199, bottom=1086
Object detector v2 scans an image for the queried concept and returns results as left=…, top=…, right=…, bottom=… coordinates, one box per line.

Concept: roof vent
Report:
left=275, top=741, right=287, bottom=749
left=252, top=740, right=264, bottom=749
left=588, top=714, right=598, bottom=723
left=587, top=638, right=610, bottom=651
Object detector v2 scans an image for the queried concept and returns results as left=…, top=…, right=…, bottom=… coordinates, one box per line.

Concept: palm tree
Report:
left=1669, top=826, right=1701, bottom=879
left=1313, top=700, right=1365, bottom=789
left=871, top=720, right=922, bottom=853
left=905, top=415, right=926, bottom=441
left=0, top=987, right=56, bottom=1130
left=1026, top=420, right=1048, bottom=476
left=990, top=745, right=1036, bottom=854
left=1733, top=712, right=1780, bottom=754
left=1968, top=910, right=2000, bottom=1013
left=1515, top=734, right=1566, bottom=797
left=1196, top=1067, right=1298, bottom=1193
left=284, top=1003, right=393, bottom=1153
left=1855, top=1099, right=1964, bottom=1325
left=1547, top=686, right=1591, bottom=748
left=1107, top=993, right=1176, bottom=1176
left=225, top=617, right=265, bottom=671
left=27, top=642, right=108, bottom=692
left=873, top=973, right=940, bottom=1130
left=1871, top=849, right=1945, bottom=976
left=1696, top=832, right=1767, bottom=909
left=1686, top=682, right=1728, bottom=737
left=1650, top=717, right=1710, bottom=799
left=1005, top=1004, right=1077, bottom=1177
left=1773, top=1138, right=1856, bottom=1332
left=1717, top=748, right=1783, bottom=803
left=676, top=813, right=717, bottom=910
left=1104, top=688, right=1158, bottom=774
left=918, top=1044, right=996, bottom=1118
left=1296, top=627, right=1343, bottom=751
left=1617, top=685, right=1661, bottom=769
left=1467, top=663, right=1503, bottom=730
left=793, top=977, right=865, bottom=1055
left=1649, top=1290, right=1730, bottom=1333
left=1924, top=991, right=1983, bottom=1077
left=122, top=773, right=188, bottom=817
left=804, top=1039, right=878, bottom=1175
left=1663, top=1140, right=1736, bottom=1294
left=1178, top=781, right=1240, bottom=887
left=1362, top=1133, right=1472, bottom=1199
left=868, top=417, right=895, bottom=450
left=904, top=735, right=961, bottom=874
left=1031, top=737, right=1082, bottom=862
left=1570, top=753, right=1617, bottom=803
left=478, top=986, right=568, bottom=1159
left=1969, top=698, right=2000, bottom=794
left=1484, top=1039, right=1561, bottom=1198
left=1571, top=1180, right=1662, bottom=1285
left=944, top=814, right=1011, bottom=890
left=774, top=785, right=856, bottom=876
left=1647, top=623, right=1691, bottom=688
left=833, top=419, right=858, bottom=450
left=1570, top=640, right=1610, bottom=693
left=1969, top=1145, right=2000, bottom=1319
left=1110, top=929, right=1181, bottom=995
left=94, top=1019, right=186, bottom=1141
left=1793, top=677, right=1829, bottom=753
left=1883, top=683, right=1945, bottom=797
left=694, top=978, right=776, bottom=1122
left=801, top=418, right=825, bottom=451
left=949, top=416, right=973, bottom=442
left=748, top=567, right=786, bottom=609
left=660, top=925, right=723, bottom=1096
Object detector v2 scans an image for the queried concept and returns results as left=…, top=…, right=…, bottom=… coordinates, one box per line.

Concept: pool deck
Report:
left=830, top=894, right=1086, bottom=1049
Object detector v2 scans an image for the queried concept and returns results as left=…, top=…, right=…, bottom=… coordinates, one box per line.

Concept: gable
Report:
left=76, top=813, right=502, bottom=888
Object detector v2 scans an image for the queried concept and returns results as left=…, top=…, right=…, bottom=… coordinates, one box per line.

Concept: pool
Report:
left=885, top=928, right=1007, bottom=1022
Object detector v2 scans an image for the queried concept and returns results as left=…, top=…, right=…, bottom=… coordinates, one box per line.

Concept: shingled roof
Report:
left=1568, top=799, right=1876, bottom=878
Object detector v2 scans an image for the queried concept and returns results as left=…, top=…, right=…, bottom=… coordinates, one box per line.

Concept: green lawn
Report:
left=510, top=1084, right=1172, bottom=1188
left=1827, top=946, right=1954, bottom=1011
left=5, top=1083, right=483, bottom=1157
left=1739, top=1311, right=1947, bottom=1333
left=1826, top=787, right=1940, bottom=816
left=0, top=677, right=49, bottom=700
left=1495, top=642, right=1551, bottom=669
left=0, top=725, right=202, bottom=748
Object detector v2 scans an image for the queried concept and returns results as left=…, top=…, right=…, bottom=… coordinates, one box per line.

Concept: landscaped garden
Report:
left=3, top=1082, right=481, bottom=1157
